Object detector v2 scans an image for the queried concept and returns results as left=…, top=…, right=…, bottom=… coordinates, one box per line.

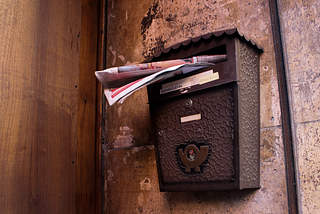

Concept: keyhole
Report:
left=185, top=99, right=193, bottom=108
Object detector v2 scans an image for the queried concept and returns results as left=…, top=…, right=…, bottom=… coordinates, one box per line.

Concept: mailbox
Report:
left=146, top=28, right=263, bottom=192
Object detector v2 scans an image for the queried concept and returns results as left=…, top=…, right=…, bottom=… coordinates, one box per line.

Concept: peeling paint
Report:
left=118, top=55, right=125, bottom=63
left=137, top=192, right=144, bottom=206
left=131, top=145, right=152, bottom=154
left=120, top=126, right=132, bottom=133
left=114, top=126, right=134, bottom=148
left=114, top=135, right=133, bottom=148
left=117, top=105, right=122, bottom=117
left=131, top=147, right=140, bottom=154
left=146, top=145, right=154, bottom=150
left=125, top=61, right=132, bottom=66
left=109, top=46, right=117, bottom=66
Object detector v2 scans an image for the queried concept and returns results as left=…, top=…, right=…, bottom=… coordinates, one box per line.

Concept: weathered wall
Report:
left=277, top=1, right=320, bottom=213
left=104, top=0, right=288, bottom=213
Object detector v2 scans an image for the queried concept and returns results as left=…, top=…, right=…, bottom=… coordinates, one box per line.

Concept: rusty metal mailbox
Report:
left=146, top=29, right=263, bottom=191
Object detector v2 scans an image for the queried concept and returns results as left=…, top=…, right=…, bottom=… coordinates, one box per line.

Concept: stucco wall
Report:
left=103, top=0, right=289, bottom=213
left=277, top=1, right=320, bottom=213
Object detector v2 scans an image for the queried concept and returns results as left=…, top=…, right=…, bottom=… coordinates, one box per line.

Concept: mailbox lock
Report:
left=185, top=99, right=193, bottom=108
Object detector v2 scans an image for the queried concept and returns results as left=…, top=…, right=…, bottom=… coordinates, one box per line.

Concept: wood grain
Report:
left=96, top=0, right=107, bottom=213
left=77, top=0, right=100, bottom=213
left=0, top=0, right=99, bottom=213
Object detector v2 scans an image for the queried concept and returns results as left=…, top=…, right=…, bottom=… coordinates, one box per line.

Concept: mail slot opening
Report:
left=196, top=44, right=227, bottom=58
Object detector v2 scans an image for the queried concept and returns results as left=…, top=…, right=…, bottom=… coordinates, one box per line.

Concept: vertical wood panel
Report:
left=77, top=0, right=99, bottom=213
left=96, top=0, right=107, bottom=213
left=0, top=0, right=97, bottom=213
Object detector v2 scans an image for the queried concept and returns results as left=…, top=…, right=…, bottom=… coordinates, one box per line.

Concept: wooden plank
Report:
left=77, top=0, right=100, bottom=213
left=95, top=0, right=107, bottom=213
left=0, top=0, right=82, bottom=213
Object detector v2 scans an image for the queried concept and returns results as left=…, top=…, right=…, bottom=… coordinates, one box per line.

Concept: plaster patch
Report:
left=120, top=126, right=132, bottom=133
left=114, top=126, right=134, bottom=148
left=109, top=46, right=117, bottom=66
left=140, top=178, right=151, bottom=190
left=118, top=55, right=125, bottom=63
left=117, top=106, right=122, bottom=117
left=138, top=192, right=144, bottom=205
left=114, top=134, right=133, bottom=148
left=131, top=146, right=142, bottom=154
left=122, top=151, right=130, bottom=166
left=125, top=61, right=132, bottom=66
left=147, top=145, right=154, bottom=150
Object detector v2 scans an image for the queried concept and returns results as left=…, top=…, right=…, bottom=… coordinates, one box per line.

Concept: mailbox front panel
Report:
left=150, top=83, right=239, bottom=191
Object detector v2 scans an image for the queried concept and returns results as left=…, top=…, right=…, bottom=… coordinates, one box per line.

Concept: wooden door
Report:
left=0, top=0, right=100, bottom=213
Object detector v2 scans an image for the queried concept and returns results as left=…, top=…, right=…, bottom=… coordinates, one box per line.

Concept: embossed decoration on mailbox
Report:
left=146, top=28, right=263, bottom=192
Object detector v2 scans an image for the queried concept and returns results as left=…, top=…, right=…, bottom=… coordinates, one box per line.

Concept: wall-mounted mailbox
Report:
left=146, top=28, right=263, bottom=192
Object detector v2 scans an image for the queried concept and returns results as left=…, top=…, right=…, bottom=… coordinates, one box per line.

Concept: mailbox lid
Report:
left=145, top=28, right=263, bottom=63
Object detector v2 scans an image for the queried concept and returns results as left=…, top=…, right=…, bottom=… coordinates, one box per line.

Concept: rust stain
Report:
left=141, top=0, right=162, bottom=40
left=142, top=36, right=165, bottom=58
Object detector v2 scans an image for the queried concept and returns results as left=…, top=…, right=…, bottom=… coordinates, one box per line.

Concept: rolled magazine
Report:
left=95, top=55, right=227, bottom=106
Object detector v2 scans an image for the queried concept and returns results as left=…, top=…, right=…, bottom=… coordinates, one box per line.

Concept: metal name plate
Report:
left=180, top=114, right=201, bottom=123
left=160, top=70, right=219, bottom=94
